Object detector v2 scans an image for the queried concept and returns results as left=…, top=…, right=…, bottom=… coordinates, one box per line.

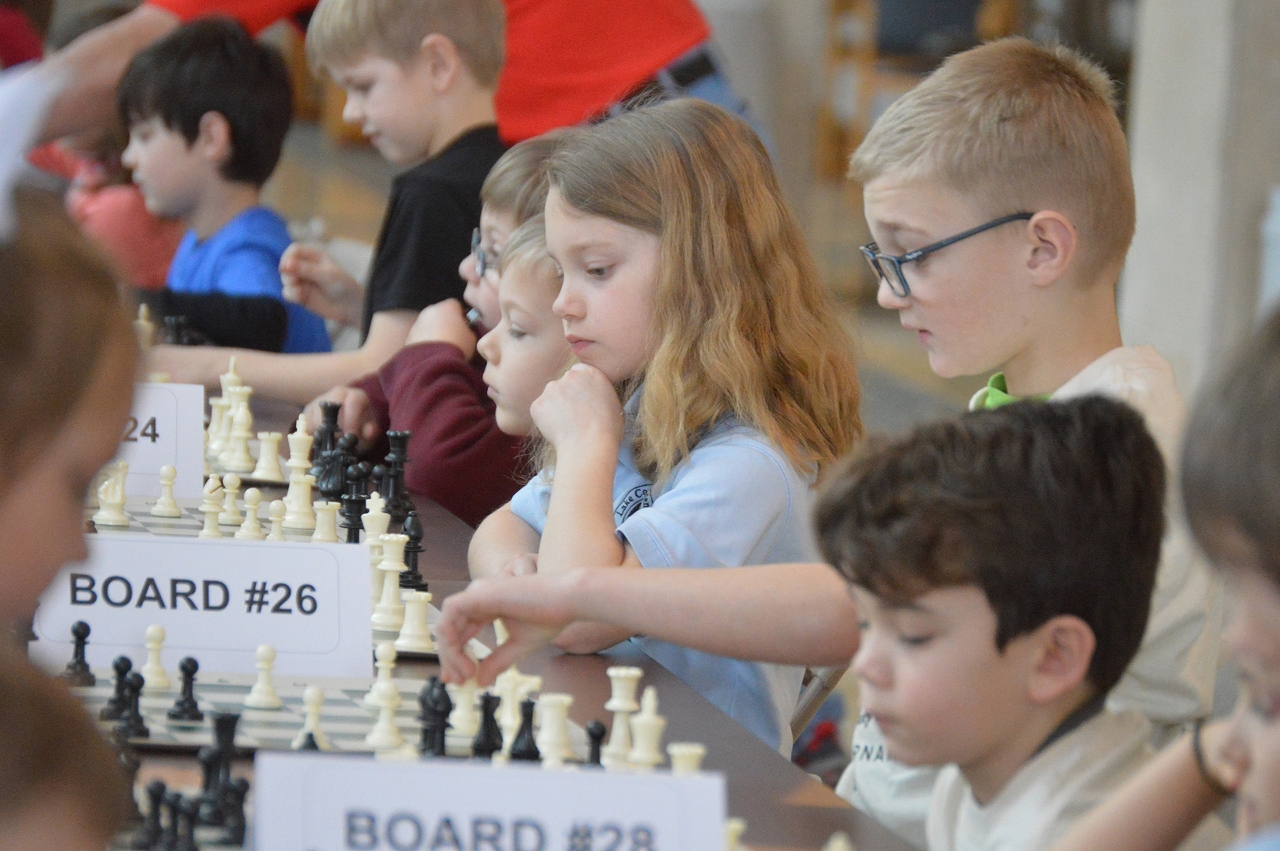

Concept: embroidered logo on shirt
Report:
left=614, top=485, right=652, bottom=523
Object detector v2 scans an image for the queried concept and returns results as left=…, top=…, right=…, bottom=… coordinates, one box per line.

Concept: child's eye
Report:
left=586, top=265, right=611, bottom=279
left=898, top=634, right=933, bottom=648
left=508, top=327, right=527, bottom=340
left=1250, top=691, right=1280, bottom=721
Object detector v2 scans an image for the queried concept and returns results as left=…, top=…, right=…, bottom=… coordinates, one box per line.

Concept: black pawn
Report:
left=159, top=791, right=183, bottom=851
left=100, top=656, right=133, bottom=721
left=174, top=797, right=201, bottom=851
left=340, top=462, right=371, bottom=543
left=114, top=671, right=149, bottom=740
left=509, top=698, right=540, bottom=762
left=400, top=511, right=427, bottom=591
left=196, top=746, right=223, bottom=826
left=129, top=779, right=165, bottom=849
left=118, top=745, right=143, bottom=823
left=586, top=720, right=608, bottom=767
left=61, top=621, right=95, bottom=687
left=168, top=657, right=203, bottom=722
left=471, top=692, right=503, bottom=760
left=298, top=731, right=321, bottom=751
left=220, top=777, right=250, bottom=846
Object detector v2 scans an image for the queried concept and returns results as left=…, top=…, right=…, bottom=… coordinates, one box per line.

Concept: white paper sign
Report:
left=116, top=382, right=205, bottom=499
left=255, top=753, right=726, bottom=851
left=31, top=535, right=372, bottom=678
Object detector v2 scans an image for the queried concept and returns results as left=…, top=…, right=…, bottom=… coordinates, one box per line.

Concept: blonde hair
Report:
left=482, top=127, right=582, bottom=225
left=306, top=0, right=505, bottom=88
left=546, top=99, right=862, bottom=484
left=850, top=37, right=1134, bottom=285
left=499, top=214, right=558, bottom=287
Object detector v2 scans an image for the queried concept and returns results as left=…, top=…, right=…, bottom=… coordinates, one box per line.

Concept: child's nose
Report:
left=459, top=252, right=478, bottom=285
left=552, top=283, right=581, bottom=320
left=477, top=328, right=497, bottom=363
left=341, top=96, right=363, bottom=126
left=876, top=275, right=910, bottom=310
left=851, top=636, right=891, bottom=689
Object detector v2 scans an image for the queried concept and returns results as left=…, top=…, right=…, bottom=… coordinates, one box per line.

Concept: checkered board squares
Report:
left=90, top=498, right=317, bottom=543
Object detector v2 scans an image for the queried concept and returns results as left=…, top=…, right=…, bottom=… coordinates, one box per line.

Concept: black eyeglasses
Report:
left=471, top=228, right=498, bottom=278
left=860, top=212, right=1035, bottom=297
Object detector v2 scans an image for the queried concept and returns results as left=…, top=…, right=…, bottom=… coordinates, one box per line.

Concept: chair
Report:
left=790, top=662, right=851, bottom=742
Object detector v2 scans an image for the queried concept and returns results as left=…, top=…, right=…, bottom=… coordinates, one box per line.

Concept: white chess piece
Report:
left=282, top=420, right=316, bottom=531
left=150, top=465, right=182, bottom=517
left=311, top=501, right=340, bottom=543
left=724, top=818, right=748, bottom=851
left=201, top=474, right=223, bottom=511
left=628, top=686, right=666, bottom=771
left=291, top=685, right=330, bottom=750
left=217, top=383, right=250, bottom=465
left=362, top=500, right=391, bottom=606
left=91, top=460, right=129, bottom=527
left=601, top=666, right=642, bottom=770
left=251, top=432, right=285, bottom=481
left=395, top=591, right=435, bottom=654
left=243, top=644, right=283, bottom=709
left=140, top=624, right=171, bottom=694
left=198, top=503, right=223, bottom=538
left=266, top=499, right=287, bottom=541
left=667, top=742, right=706, bottom=775
left=364, top=699, right=405, bottom=751
left=206, top=397, right=231, bottom=461
left=496, top=669, right=543, bottom=751
left=219, top=473, right=243, bottom=525
left=362, top=641, right=402, bottom=709
left=134, top=304, right=155, bottom=352
left=219, top=402, right=256, bottom=473
left=235, top=488, right=265, bottom=540
left=822, top=831, right=854, bottom=851
left=371, top=534, right=408, bottom=632
left=445, top=680, right=480, bottom=739
left=535, top=693, right=575, bottom=768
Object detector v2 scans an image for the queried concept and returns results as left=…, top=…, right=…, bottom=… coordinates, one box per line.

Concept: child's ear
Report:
left=419, top=33, right=463, bottom=91
left=1025, top=614, right=1095, bottom=704
left=194, top=112, right=233, bottom=168
left=1023, top=211, right=1077, bottom=286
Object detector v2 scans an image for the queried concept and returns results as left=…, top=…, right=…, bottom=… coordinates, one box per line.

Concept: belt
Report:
left=606, top=46, right=719, bottom=118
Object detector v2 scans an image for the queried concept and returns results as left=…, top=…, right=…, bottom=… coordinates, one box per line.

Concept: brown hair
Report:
left=481, top=127, right=581, bottom=226
left=545, top=99, right=862, bottom=483
left=850, top=37, right=1134, bottom=286
left=816, top=396, right=1165, bottom=695
left=0, top=648, right=130, bottom=839
left=0, top=189, right=136, bottom=495
left=306, top=0, right=505, bottom=88
left=1183, top=309, right=1280, bottom=585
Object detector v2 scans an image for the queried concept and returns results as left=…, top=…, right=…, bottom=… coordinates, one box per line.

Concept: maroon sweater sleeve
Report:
left=375, top=342, right=524, bottom=527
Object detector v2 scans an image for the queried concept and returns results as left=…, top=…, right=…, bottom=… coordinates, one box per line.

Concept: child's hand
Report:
left=530, top=363, right=625, bottom=453
left=406, top=299, right=477, bottom=359
left=279, top=243, right=363, bottom=328
left=303, top=386, right=382, bottom=452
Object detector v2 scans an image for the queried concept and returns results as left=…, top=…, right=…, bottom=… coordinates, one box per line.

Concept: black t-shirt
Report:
left=360, top=124, right=508, bottom=341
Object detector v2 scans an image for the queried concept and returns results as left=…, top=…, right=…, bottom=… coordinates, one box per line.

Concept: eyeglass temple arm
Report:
left=901, top=212, right=1035, bottom=262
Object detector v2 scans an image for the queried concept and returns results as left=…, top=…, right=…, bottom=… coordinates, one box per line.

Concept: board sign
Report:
left=31, top=535, right=372, bottom=678
left=255, top=753, right=727, bottom=851
left=116, top=382, right=205, bottom=499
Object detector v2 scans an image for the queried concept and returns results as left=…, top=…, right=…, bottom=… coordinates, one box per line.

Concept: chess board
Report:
left=75, top=670, right=589, bottom=760
left=89, top=498, right=321, bottom=544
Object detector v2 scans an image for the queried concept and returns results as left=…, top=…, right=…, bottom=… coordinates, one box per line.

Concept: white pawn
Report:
left=265, top=499, right=287, bottom=541
left=134, top=303, right=155, bottom=352
left=311, top=501, right=340, bottom=543
left=198, top=503, right=223, bottom=538
left=628, top=686, right=666, bottom=771
left=371, top=534, right=408, bottom=632
left=234, top=488, right=265, bottom=540
left=602, top=666, right=642, bottom=770
left=92, top=460, right=129, bottom=527
left=446, top=680, right=480, bottom=739
left=724, top=818, right=748, bottom=851
left=535, top=693, right=575, bottom=768
left=395, top=591, right=435, bottom=654
left=363, top=499, right=390, bottom=606
left=140, top=624, right=171, bottom=694
left=822, top=832, right=854, bottom=851
left=219, top=473, right=243, bottom=525
left=251, top=432, right=285, bottom=482
left=667, top=742, right=707, bottom=775
left=244, top=644, right=282, bottom=709
left=291, top=685, right=330, bottom=750
left=364, top=699, right=405, bottom=751
left=150, top=465, right=182, bottom=517
left=362, top=642, right=402, bottom=709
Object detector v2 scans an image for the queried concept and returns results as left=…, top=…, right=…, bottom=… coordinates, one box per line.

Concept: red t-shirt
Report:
left=145, top=0, right=710, bottom=141
left=0, top=7, right=42, bottom=68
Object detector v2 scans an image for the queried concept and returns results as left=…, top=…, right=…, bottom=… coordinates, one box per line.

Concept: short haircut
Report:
left=850, top=37, right=1134, bottom=285
left=815, top=396, right=1165, bottom=696
left=306, top=0, right=505, bottom=89
left=117, top=17, right=293, bottom=186
left=499, top=214, right=556, bottom=284
left=1183, top=308, right=1280, bottom=586
left=482, top=127, right=581, bottom=225
left=0, top=648, right=130, bottom=840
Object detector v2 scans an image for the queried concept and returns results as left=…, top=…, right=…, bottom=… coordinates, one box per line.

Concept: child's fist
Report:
left=303, top=386, right=381, bottom=452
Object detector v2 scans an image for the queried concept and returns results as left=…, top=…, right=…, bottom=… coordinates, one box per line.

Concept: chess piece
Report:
left=92, top=460, right=129, bottom=527
left=114, top=672, right=149, bottom=739
left=219, top=400, right=256, bottom=473
left=395, top=590, right=435, bottom=654
left=141, top=624, right=171, bottom=694
left=496, top=669, right=542, bottom=750
left=822, top=831, right=855, bottom=851
left=724, top=818, right=748, bottom=851
left=509, top=698, right=540, bottom=762
left=235, top=488, right=265, bottom=540
left=627, top=686, right=666, bottom=771
left=118, top=744, right=143, bottom=823
left=220, top=777, right=250, bottom=846
left=159, top=791, right=183, bottom=851
left=586, top=720, right=607, bottom=767
left=312, top=400, right=340, bottom=460
left=536, top=693, right=574, bottom=768
left=364, top=698, right=406, bottom=751
left=218, top=473, right=243, bottom=525
left=362, top=642, right=402, bottom=710
left=199, top=502, right=223, bottom=538
left=291, top=685, right=331, bottom=750
left=283, top=420, right=316, bottom=531
left=383, top=431, right=413, bottom=526
left=100, top=656, right=133, bottom=720
left=210, top=712, right=240, bottom=790
left=150, top=465, right=182, bottom=517
left=60, top=620, right=95, bottom=687
left=134, top=303, right=156, bottom=351
left=471, top=692, right=502, bottom=759
left=130, top=780, right=166, bottom=849
left=201, top=473, right=223, bottom=511
left=311, top=501, right=340, bottom=543
left=174, top=796, right=201, bottom=851
left=371, top=534, right=408, bottom=632
left=266, top=499, right=287, bottom=540
left=667, top=742, right=707, bottom=775
left=601, top=666, right=642, bottom=770
left=206, top=397, right=231, bottom=461
left=196, top=746, right=222, bottom=825
left=446, top=679, right=480, bottom=739
left=400, top=511, right=428, bottom=590
left=251, top=431, right=286, bottom=481
left=168, top=657, right=203, bottom=722
left=363, top=500, right=391, bottom=606
left=243, top=644, right=282, bottom=709
left=340, top=462, right=371, bottom=543
left=417, top=678, right=452, bottom=757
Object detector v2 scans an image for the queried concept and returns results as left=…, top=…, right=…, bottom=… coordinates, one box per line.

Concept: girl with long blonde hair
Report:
left=468, top=98, right=861, bottom=750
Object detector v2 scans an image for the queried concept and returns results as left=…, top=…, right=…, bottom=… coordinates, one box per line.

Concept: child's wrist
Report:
left=1191, top=719, right=1234, bottom=798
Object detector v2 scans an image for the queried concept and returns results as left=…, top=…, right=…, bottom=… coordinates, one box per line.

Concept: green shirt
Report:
left=981, top=373, right=1052, bottom=408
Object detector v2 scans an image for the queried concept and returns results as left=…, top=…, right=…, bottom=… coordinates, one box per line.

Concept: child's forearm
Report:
left=538, top=442, right=624, bottom=574
left=468, top=505, right=540, bottom=579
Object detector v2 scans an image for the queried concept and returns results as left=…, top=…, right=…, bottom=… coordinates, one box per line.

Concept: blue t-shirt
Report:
left=166, top=206, right=330, bottom=354
left=1237, top=829, right=1280, bottom=851
left=510, top=395, right=814, bottom=752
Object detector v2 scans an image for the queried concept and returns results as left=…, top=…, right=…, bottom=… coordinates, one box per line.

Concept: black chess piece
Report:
left=174, top=797, right=201, bottom=851
left=100, top=656, right=133, bottom=721
left=129, top=779, right=166, bottom=849
left=312, top=400, right=341, bottom=461
left=159, top=790, right=183, bottom=850
left=586, top=720, right=608, bottom=767
left=114, top=671, right=149, bottom=740
left=210, top=712, right=240, bottom=789
left=340, top=462, right=371, bottom=543
left=167, top=657, right=203, bottom=722
left=418, top=677, right=452, bottom=757
left=60, top=620, right=96, bottom=687
left=383, top=431, right=413, bottom=526
left=163, top=315, right=183, bottom=345
left=400, top=511, right=427, bottom=591
left=196, top=746, right=223, bottom=826
left=509, top=698, right=540, bottom=762
left=471, top=692, right=503, bottom=760
left=298, top=731, right=321, bottom=751
left=118, top=745, right=143, bottom=823
left=220, top=777, right=250, bottom=846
